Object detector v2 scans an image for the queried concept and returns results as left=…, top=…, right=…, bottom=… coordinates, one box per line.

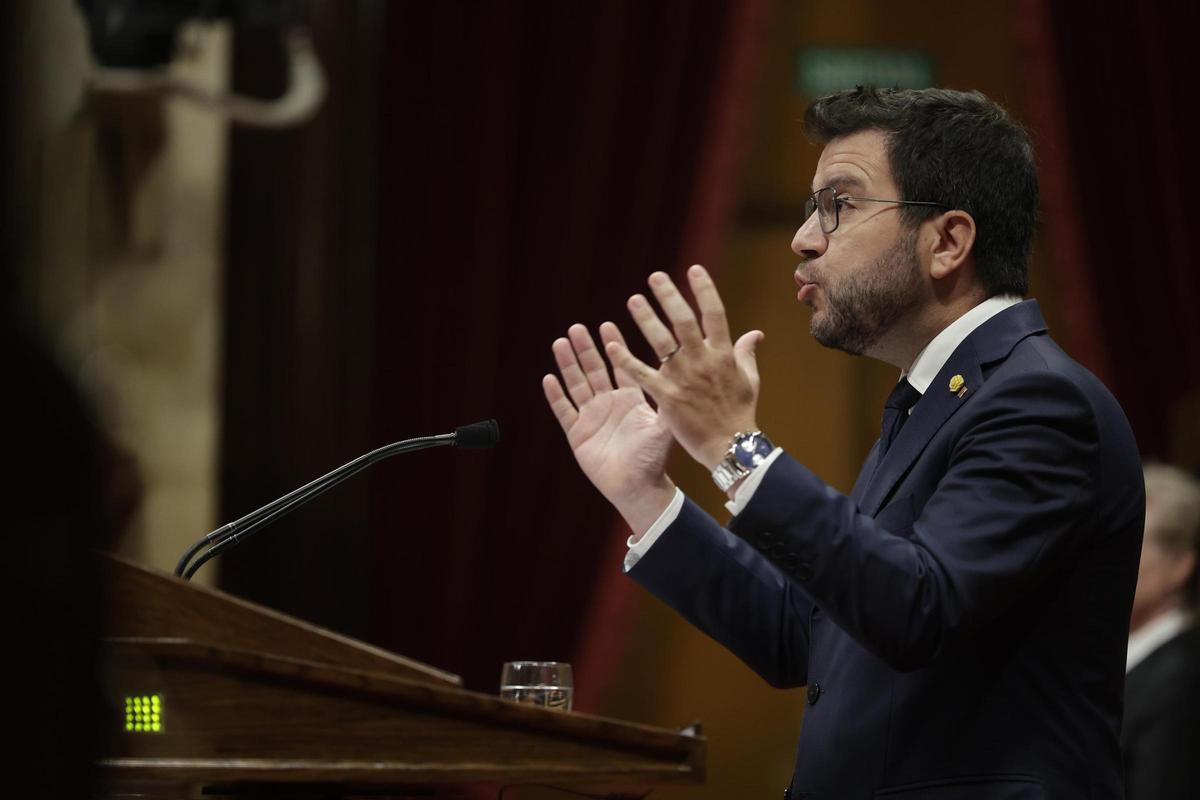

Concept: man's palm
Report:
left=543, top=323, right=674, bottom=513
left=565, top=386, right=672, bottom=503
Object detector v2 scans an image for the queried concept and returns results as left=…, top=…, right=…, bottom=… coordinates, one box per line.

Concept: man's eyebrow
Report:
left=813, top=175, right=866, bottom=194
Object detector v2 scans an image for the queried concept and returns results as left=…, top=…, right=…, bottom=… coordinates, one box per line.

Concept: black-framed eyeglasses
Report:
left=804, top=187, right=947, bottom=235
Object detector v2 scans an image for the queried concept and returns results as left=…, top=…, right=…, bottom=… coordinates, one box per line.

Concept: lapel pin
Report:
left=948, top=374, right=964, bottom=393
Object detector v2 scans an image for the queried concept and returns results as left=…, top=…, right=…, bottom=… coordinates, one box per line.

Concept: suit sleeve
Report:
left=730, top=370, right=1101, bottom=671
left=628, top=496, right=814, bottom=688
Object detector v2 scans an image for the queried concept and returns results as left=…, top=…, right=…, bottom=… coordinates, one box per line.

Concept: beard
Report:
left=809, top=228, right=922, bottom=356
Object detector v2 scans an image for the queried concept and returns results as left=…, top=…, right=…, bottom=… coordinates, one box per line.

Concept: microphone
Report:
left=454, top=418, right=500, bottom=449
left=174, top=420, right=500, bottom=581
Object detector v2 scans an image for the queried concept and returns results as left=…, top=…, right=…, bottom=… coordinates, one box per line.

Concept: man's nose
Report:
left=791, top=211, right=827, bottom=260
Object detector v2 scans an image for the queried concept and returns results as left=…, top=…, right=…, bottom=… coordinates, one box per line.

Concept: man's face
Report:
left=1132, top=494, right=1196, bottom=624
left=1132, top=532, right=1175, bottom=619
left=791, top=130, right=925, bottom=356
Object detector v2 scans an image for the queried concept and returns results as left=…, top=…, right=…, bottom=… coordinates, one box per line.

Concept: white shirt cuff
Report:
left=623, top=488, right=684, bottom=572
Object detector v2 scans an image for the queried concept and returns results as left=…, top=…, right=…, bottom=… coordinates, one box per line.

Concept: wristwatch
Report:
left=711, top=430, right=775, bottom=492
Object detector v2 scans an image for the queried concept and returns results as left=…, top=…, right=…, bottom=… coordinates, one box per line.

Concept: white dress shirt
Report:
left=1126, top=608, right=1195, bottom=673
left=624, top=295, right=1023, bottom=571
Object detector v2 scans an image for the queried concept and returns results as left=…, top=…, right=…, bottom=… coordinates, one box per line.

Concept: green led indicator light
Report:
left=123, top=694, right=164, bottom=734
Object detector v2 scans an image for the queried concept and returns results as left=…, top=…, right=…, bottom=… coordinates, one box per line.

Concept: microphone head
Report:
left=454, top=419, right=500, bottom=449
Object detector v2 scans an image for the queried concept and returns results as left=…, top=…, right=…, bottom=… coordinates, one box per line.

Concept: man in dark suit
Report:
left=1122, top=463, right=1200, bottom=799
left=543, top=88, right=1144, bottom=798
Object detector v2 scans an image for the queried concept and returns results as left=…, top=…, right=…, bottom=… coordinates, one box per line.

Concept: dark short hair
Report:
left=804, top=87, right=1037, bottom=297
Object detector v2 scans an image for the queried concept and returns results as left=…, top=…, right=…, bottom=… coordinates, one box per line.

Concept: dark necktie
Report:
left=879, top=378, right=921, bottom=456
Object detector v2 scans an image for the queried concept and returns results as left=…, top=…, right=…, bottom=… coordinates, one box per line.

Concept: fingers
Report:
left=627, top=293, right=680, bottom=362
left=598, top=322, right=637, bottom=389
left=634, top=268, right=731, bottom=354
left=547, top=269, right=736, bottom=428
left=733, top=329, right=764, bottom=386
left=568, top=323, right=614, bottom=396
left=552, top=335, right=596, bottom=408
left=542, top=374, right=578, bottom=433
left=604, top=338, right=664, bottom=397
left=547, top=324, right=617, bottom=430
left=686, top=265, right=731, bottom=349
left=646, top=272, right=703, bottom=348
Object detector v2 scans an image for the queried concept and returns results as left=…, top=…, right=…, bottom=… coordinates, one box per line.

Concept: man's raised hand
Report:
left=604, top=265, right=764, bottom=471
left=542, top=322, right=676, bottom=536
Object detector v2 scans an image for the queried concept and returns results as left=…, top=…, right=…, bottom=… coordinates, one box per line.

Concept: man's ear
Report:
left=927, top=210, right=977, bottom=280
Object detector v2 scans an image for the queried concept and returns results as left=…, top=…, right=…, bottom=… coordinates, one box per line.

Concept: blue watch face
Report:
left=733, top=434, right=773, bottom=469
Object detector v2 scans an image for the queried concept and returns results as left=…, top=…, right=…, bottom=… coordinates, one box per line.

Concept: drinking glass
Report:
left=499, top=661, right=573, bottom=711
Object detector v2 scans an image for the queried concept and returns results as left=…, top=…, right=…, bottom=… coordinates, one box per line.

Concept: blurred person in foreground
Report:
left=1122, top=463, right=1200, bottom=800
left=543, top=87, right=1144, bottom=799
left=2, top=310, right=140, bottom=796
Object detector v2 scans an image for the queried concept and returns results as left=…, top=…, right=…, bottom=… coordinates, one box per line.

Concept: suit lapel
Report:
left=851, top=443, right=883, bottom=504
left=859, top=345, right=983, bottom=516
left=857, top=299, right=1049, bottom=517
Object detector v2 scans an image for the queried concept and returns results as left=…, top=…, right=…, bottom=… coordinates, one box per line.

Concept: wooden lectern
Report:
left=97, top=554, right=705, bottom=799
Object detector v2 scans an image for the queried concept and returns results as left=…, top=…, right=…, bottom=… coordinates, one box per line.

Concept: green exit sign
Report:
left=797, top=48, right=935, bottom=96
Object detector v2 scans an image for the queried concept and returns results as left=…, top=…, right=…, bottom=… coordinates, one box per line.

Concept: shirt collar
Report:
left=1127, top=608, right=1195, bottom=673
left=903, top=295, right=1023, bottom=395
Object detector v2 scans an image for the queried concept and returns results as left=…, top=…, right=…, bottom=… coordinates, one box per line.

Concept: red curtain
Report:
left=368, top=1, right=768, bottom=697
left=1021, top=0, right=1200, bottom=460
left=220, top=0, right=769, bottom=701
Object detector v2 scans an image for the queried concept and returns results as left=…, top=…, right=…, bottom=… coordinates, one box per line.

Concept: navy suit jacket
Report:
left=630, top=301, right=1144, bottom=799
left=1121, top=624, right=1200, bottom=799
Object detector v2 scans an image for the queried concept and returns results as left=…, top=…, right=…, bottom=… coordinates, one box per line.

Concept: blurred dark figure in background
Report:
left=2, top=311, right=141, bottom=797
left=1122, top=463, right=1200, bottom=800
left=3, top=0, right=140, bottom=786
